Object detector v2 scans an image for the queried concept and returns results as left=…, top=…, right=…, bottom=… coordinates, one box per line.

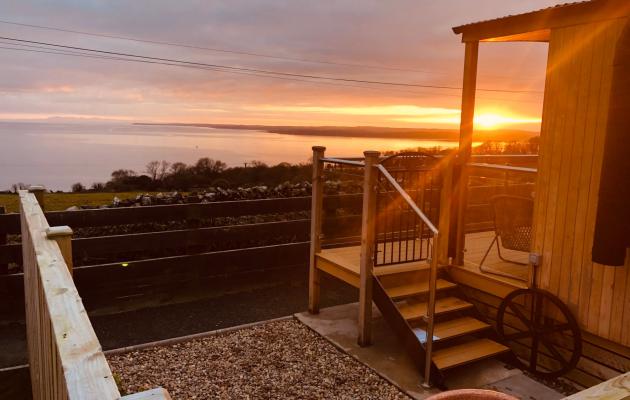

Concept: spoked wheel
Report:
left=496, top=288, right=582, bottom=378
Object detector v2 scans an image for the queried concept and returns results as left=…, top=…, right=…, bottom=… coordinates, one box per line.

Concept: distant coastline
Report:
left=134, top=122, right=539, bottom=142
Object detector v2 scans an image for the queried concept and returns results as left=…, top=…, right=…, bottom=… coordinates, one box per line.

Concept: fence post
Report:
left=308, top=146, right=326, bottom=314
left=28, top=185, right=46, bottom=212
left=46, top=226, right=74, bottom=274
left=0, top=206, right=6, bottom=274
left=358, top=150, right=380, bottom=346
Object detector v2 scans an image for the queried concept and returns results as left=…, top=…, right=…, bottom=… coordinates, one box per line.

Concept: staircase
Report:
left=372, top=263, right=510, bottom=388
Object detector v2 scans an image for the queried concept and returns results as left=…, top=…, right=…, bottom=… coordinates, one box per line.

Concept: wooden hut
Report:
left=450, top=0, right=630, bottom=386
left=308, top=0, right=629, bottom=390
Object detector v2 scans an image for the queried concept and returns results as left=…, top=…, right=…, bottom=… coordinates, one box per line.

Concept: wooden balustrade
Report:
left=20, top=189, right=170, bottom=400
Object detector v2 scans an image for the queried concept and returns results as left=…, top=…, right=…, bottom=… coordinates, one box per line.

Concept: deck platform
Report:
left=317, top=231, right=529, bottom=293
left=316, top=241, right=431, bottom=288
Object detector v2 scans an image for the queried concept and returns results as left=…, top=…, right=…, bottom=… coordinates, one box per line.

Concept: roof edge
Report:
left=453, top=0, right=630, bottom=42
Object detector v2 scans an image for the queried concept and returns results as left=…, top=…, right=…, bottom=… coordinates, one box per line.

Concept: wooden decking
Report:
left=318, top=232, right=529, bottom=291
left=316, top=241, right=431, bottom=288
left=461, top=231, right=529, bottom=283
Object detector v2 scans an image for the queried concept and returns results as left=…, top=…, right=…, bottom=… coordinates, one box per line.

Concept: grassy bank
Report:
left=0, top=192, right=153, bottom=213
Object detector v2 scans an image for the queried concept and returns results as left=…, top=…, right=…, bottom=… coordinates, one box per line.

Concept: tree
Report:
left=111, top=169, right=136, bottom=181
left=195, top=158, right=226, bottom=175
left=158, top=160, right=170, bottom=181
left=71, top=182, right=85, bottom=193
left=91, top=182, right=105, bottom=191
left=170, top=162, right=188, bottom=174
left=145, top=161, right=160, bottom=181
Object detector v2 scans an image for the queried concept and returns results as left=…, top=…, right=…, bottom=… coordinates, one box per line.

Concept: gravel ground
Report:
left=108, top=319, right=410, bottom=400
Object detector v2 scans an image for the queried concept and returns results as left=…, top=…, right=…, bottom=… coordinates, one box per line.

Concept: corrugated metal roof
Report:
left=452, top=0, right=629, bottom=41
left=453, top=1, right=592, bottom=31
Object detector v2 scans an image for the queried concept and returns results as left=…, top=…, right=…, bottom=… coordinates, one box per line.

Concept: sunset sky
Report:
left=0, top=1, right=564, bottom=131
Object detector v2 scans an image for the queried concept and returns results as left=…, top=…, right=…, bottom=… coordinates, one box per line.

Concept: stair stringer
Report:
left=372, top=276, right=447, bottom=389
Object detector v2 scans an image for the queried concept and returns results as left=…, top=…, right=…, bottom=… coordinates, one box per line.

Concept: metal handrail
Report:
left=321, top=157, right=365, bottom=167
left=376, top=163, right=439, bottom=387
left=467, top=162, right=537, bottom=174
left=376, top=164, right=438, bottom=234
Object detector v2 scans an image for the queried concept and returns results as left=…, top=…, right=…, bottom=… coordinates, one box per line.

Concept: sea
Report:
left=0, top=121, right=461, bottom=191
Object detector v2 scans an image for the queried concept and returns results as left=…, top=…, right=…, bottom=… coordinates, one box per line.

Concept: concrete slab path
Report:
left=296, top=303, right=564, bottom=400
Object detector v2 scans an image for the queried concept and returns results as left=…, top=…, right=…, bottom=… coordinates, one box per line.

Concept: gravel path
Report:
left=108, top=319, right=410, bottom=400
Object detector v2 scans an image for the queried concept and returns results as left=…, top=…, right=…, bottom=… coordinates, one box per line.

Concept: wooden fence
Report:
left=0, top=194, right=365, bottom=317
left=19, top=190, right=171, bottom=399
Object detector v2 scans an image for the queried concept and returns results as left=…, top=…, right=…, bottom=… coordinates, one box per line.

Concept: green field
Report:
left=0, top=192, right=155, bottom=213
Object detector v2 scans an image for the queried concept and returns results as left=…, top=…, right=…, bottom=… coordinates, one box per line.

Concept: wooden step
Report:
left=397, top=297, right=473, bottom=321
left=374, top=262, right=430, bottom=276
left=385, top=279, right=457, bottom=299
left=412, top=316, right=490, bottom=343
left=432, top=339, right=510, bottom=370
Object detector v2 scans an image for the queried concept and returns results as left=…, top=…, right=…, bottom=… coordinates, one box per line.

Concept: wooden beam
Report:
left=454, top=41, right=479, bottom=265
left=309, top=146, right=326, bottom=314
left=358, top=151, right=379, bottom=346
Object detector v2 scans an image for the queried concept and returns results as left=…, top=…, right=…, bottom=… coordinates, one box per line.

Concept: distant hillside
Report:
left=134, top=122, right=539, bottom=142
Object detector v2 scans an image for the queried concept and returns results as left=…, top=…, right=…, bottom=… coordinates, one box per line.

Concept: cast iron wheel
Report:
left=496, top=288, right=581, bottom=378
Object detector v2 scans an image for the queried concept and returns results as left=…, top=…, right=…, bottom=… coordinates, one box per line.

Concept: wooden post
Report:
left=0, top=206, right=6, bottom=274
left=358, top=150, right=380, bottom=346
left=454, top=41, right=479, bottom=265
left=46, top=226, right=74, bottom=274
left=437, top=155, right=455, bottom=266
left=28, top=185, right=46, bottom=212
left=308, top=146, right=326, bottom=314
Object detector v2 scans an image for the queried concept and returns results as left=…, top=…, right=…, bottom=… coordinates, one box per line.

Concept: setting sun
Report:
left=473, top=112, right=542, bottom=130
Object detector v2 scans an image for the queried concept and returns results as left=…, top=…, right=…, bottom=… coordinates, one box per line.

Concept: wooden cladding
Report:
left=533, top=18, right=630, bottom=346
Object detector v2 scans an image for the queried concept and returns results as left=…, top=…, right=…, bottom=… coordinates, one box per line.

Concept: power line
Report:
left=0, top=19, right=436, bottom=74
left=0, top=19, right=534, bottom=80
left=0, top=43, right=542, bottom=104
left=0, top=36, right=543, bottom=94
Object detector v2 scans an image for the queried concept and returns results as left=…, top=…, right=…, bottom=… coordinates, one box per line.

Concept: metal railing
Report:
left=373, top=153, right=441, bottom=266
left=376, top=164, right=440, bottom=388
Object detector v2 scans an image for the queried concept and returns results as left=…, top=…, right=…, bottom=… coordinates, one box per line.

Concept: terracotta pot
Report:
left=426, top=389, right=518, bottom=400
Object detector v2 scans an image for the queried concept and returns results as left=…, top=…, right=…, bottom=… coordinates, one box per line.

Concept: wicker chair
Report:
left=479, top=195, right=533, bottom=279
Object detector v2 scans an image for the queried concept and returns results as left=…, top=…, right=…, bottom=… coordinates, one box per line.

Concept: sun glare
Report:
left=473, top=113, right=542, bottom=130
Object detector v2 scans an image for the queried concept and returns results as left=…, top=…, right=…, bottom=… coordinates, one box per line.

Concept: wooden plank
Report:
left=0, top=194, right=363, bottom=234
left=398, top=297, right=473, bottom=321
left=73, top=242, right=310, bottom=285
left=413, top=316, right=490, bottom=343
left=384, top=278, right=456, bottom=299
left=564, top=371, right=630, bottom=400
left=432, top=339, right=509, bottom=370
left=315, top=256, right=360, bottom=288
left=557, top=23, right=592, bottom=308
left=0, top=217, right=358, bottom=266
left=571, top=20, right=607, bottom=317
left=446, top=265, right=525, bottom=299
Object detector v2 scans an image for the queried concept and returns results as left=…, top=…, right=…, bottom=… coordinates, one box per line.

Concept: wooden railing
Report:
left=19, top=189, right=170, bottom=400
